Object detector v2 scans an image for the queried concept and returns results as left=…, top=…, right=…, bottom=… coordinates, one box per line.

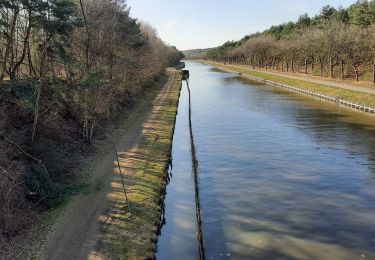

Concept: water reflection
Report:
left=190, top=62, right=375, bottom=259
left=156, top=85, right=200, bottom=259
left=158, top=61, right=375, bottom=260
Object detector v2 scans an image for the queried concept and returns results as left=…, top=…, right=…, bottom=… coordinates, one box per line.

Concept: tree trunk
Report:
left=354, top=67, right=359, bottom=81
left=340, top=60, right=344, bottom=80
left=329, top=57, right=333, bottom=78
left=31, top=85, right=41, bottom=143
left=1, top=9, right=19, bottom=80
left=311, top=61, right=314, bottom=75
left=28, top=43, right=36, bottom=76
left=10, top=10, right=32, bottom=79
left=373, top=60, right=375, bottom=84
left=291, top=59, right=294, bottom=72
left=320, top=61, right=323, bottom=77
left=89, top=117, right=96, bottom=142
left=304, top=59, right=308, bottom=74
left=39, top=35, right=52, bottom=78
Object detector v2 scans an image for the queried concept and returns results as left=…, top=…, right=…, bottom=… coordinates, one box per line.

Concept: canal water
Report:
left=157, top=61, right=375, bottom=259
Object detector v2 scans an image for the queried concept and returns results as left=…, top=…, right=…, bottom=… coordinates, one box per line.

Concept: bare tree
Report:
left=340, top=25, right=370, bottom=81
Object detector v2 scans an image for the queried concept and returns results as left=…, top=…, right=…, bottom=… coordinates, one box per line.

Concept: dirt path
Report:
left=220, top=63, right=375, bottom=95
left=38, top=71, right=179, bottom=260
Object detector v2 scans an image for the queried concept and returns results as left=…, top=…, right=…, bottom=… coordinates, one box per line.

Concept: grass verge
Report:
left=205, top=61, right=375, bottom=108
left=96, top=70, right=182, bottom=259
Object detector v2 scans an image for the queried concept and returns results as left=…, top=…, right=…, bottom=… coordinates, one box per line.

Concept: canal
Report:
left=157, top=61, right=375, bottom=259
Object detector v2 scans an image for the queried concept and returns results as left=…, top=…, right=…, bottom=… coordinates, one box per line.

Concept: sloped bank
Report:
left=0, top=72, right=174, bottom=259
left=91, top=69, right=182, bottom=259
left=0, top=69, right=182, bottom=260
left=205, top=61, right=375, bottom=116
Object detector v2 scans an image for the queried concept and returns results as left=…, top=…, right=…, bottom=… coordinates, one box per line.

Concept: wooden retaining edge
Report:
left=151, top=72, right=183, bottom=259
left=215, top=66, right=375, bottom=116
left=154, top=73, right=206, bottom=260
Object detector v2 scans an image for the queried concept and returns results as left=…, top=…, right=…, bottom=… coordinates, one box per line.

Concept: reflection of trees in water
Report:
left=234, top=74, right=375, bottom=172
left=190, top=64, right=375, bottom=258
left=288, top=103, right=375, bottom=170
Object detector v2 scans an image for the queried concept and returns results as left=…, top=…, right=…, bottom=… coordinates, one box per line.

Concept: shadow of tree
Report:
left=88, top=71, right=182, bottom=259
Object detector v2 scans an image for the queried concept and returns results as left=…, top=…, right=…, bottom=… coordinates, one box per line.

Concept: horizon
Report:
left=127, top=0, right=355, bottom=50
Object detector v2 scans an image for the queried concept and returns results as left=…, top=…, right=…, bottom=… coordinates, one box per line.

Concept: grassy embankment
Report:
left=205, top=61, right=375, bottom=108
left=97, top=70, right=182, bottom=259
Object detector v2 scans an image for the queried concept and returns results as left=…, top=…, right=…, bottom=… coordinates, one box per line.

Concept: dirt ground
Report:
left=0, top=70, right=181, bottom=260
left=43, top=71, right=179, bottom=260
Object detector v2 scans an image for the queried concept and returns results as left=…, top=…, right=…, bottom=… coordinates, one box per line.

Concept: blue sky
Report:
left=127, top=0, right=356, bottom=50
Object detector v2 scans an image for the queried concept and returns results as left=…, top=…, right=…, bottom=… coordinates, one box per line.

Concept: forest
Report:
left=206, top=0, right=375, bottom=83
left=0, top=0, right=183, bottom=236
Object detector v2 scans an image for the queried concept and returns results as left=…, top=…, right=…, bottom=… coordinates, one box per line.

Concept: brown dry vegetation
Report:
left=0, top=0, right=184, bottom=240
left=91, top=70, right=182, bottom=260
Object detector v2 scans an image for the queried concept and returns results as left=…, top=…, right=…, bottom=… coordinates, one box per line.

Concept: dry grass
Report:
left=93, top=70, right=182, bottom=259
left=205, top=62, right=375, bottom=108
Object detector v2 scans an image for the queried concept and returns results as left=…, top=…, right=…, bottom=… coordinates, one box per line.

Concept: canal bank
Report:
left=90, top=69, right=182, bottom=259
left=156, top=78, right=200, bottom=259
left=204, top=61, right=375, bottom=116
left=27, top=69, right=183, bottom=260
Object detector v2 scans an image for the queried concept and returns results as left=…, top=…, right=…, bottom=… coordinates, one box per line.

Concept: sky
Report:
left=126, top=0, right=356, bottom=51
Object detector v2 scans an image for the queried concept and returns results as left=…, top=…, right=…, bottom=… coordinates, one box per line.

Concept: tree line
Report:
left=0, top=0, right=183, bottom=235
left=0, top=0, right=183, bottom=141
left=206, top=1, right=375, bottom=83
